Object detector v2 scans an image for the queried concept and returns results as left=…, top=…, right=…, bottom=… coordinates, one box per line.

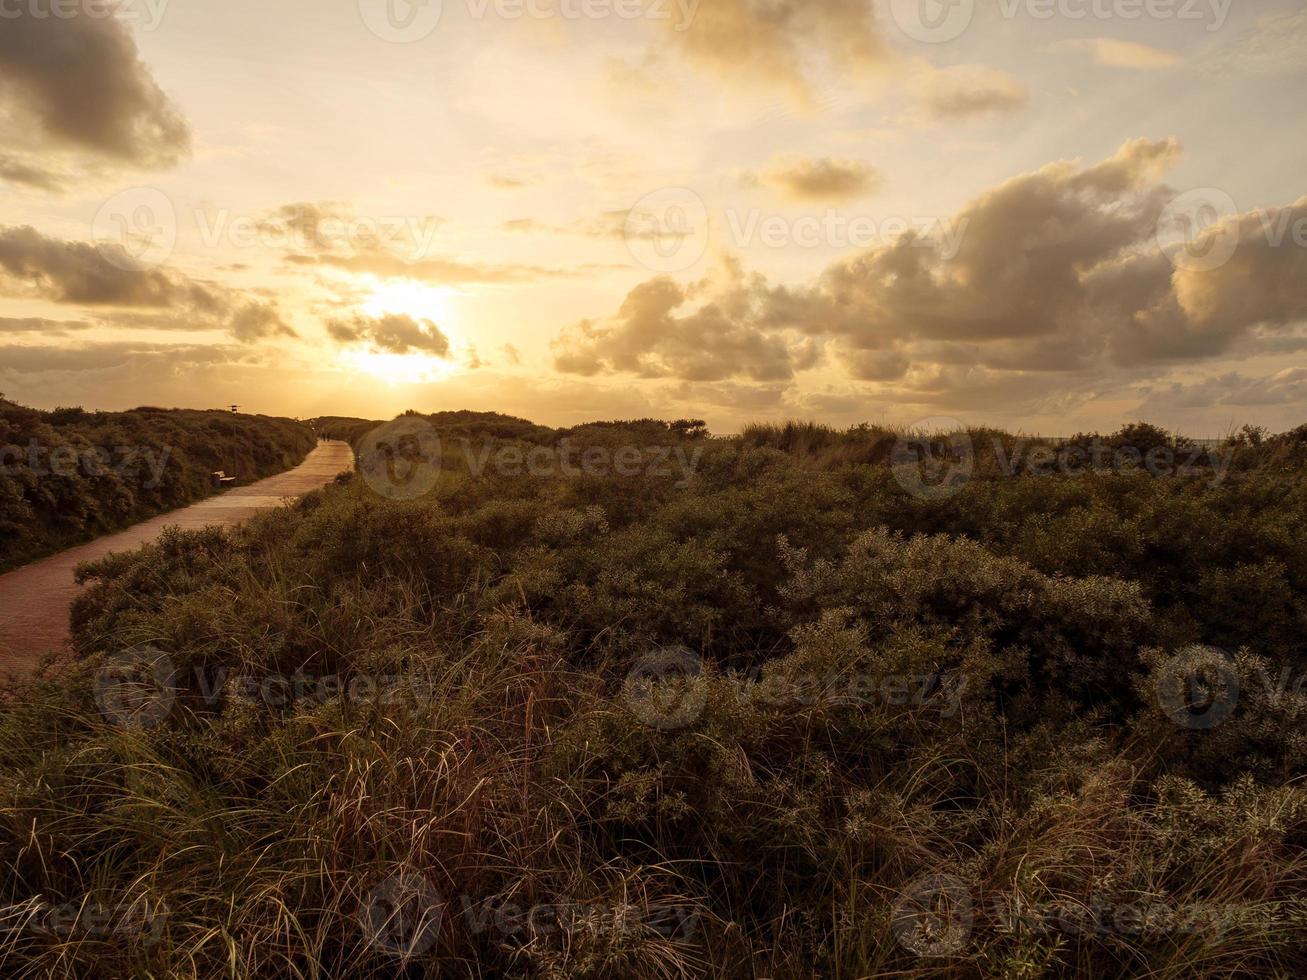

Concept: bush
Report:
left=0, top=399, right=316, bottom=571
left=2, top=413, right=1306, bottom=977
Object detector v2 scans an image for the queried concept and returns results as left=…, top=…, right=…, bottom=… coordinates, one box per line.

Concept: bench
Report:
left=211, top=470, right=237, bottom=488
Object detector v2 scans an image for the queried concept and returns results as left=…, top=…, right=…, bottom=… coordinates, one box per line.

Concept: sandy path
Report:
left=0, top=440, right=353, bottom=676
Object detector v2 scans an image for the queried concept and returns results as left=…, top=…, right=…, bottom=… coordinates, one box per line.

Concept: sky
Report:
left=1, top=0, right=1305, bottom=435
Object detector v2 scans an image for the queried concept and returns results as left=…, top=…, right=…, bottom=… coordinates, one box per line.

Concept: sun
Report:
left=338, top=348, right=459, bottom=385
left=337, top=278, right=464, bottom=385
left=361, top=280, right=454, bottom=324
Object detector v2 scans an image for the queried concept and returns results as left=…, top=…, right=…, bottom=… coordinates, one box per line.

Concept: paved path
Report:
left=0, top=440, right=353, bottom=677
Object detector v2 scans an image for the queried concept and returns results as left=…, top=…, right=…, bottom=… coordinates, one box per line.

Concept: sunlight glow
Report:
left=338, top=348, right=459, bottom=385
left=332, top=278, right=464, bottom=385
left=361, top=279, right=455, bottom=325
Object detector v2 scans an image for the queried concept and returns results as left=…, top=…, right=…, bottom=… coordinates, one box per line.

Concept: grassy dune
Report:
left=0, top=399, right=317, bottom=572
left=1, top=414, right=1305, bottom=977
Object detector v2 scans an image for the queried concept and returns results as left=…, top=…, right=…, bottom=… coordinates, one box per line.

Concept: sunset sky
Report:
left=2, top=0, right=1305, bottom=434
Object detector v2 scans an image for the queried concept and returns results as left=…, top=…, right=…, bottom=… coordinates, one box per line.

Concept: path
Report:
left=0, top=440, right=354, bottom=676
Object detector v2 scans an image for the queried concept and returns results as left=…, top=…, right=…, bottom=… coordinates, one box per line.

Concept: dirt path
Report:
left=0, top=440, right=354, bottom=677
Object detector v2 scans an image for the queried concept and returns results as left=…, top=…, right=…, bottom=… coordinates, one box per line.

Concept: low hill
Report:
left=0, top=399, right=315, bottom=571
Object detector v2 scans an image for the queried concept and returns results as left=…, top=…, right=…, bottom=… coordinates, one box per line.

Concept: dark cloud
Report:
left=0, top=225, right=294, bottom=342
left=325, top=312, right=450, bottom=356
left=0, top=7, right=189, bottom=167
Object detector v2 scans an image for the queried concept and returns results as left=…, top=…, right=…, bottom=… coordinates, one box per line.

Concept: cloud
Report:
left=291, top=250, right=566, bottom=285
left=1052, top=38, right=1180, bottom=69
left=0, top=225, right=294, bottom=342
left=667, top=380, right=789, bottom=411
left=0, top=316, right=91, bottom=335
left=916, top=66, right=1029, bottom=120
left=754, top=157, right=883, bottom=202
left=0, top=341, right=242, bottom=376
left=552, top=139, right=1307, bottom=411
left=1140, top=368, right=1307, bottom=410
left=502, top=218, right=552, bottom=234
left=258, top=202, right=354, bottom=251
left=0, top=7, right=189, bottom=167
left=324, top=312, right=450, bottom=357
left=0, top=153, right=67, bottom=191
left=1199, top=8, right=1307, bottom=78
left=665, top=0, right=887, bottom=103
left=258, top=202, right=445, bottom=255
left=552, top=258, right=820, bottom=383
left=500, top=211, right=635, bottom=242
left=260, top=202, right=558, bottom=285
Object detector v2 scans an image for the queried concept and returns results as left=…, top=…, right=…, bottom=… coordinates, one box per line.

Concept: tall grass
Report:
left=2, top=415, right=1306, bottom=977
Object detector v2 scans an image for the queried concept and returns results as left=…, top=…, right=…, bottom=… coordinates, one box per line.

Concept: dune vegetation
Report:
left=0, top=398, right=316, bottom=572
left=1, top=412, right=1306, bottom=977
